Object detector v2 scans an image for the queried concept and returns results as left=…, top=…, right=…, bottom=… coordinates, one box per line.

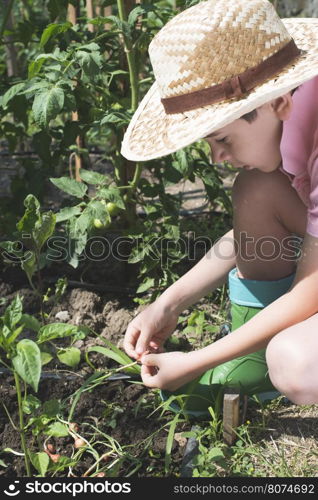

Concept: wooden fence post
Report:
left=86, top=0, right=95, bottom=33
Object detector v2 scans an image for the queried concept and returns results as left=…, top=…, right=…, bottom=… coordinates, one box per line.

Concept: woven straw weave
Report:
left=150, top=0, right=290, bottom=98
left=121, top=0, right=318, bottom=161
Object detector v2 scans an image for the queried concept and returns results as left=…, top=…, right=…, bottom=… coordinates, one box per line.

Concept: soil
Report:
left=2, top=259, right=318, bottom=478
left=0, top=266, right=191, bottom=478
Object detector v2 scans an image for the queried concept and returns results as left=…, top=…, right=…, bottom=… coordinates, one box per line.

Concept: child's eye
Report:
left=216, top=137, right=229, bottom=144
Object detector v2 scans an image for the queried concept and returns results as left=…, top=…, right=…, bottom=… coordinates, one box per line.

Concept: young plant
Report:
left=85, top=334, right=141, bottom=375
left=50, top=168, right=126, bottom=268
left=0, top=294, right=89, bottom=476
left=0, top=194, right=55, bottom=316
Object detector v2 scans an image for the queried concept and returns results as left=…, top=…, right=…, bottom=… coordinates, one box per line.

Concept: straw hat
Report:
left=121, top=0, right=318, bottom=162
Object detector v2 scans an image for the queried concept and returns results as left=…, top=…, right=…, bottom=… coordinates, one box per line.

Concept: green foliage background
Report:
left=0, top=0, right=232, bottom=299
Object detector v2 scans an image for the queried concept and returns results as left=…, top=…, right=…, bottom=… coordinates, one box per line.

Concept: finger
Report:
left=149, top=341, right=165, bottom=354
left=123, top=325, right=141, bottom=359
left=140, top=353, right=161, bottom=367
left=141, top=364, right=160, bottom=388
left=135, top=328, right=153, bottom=356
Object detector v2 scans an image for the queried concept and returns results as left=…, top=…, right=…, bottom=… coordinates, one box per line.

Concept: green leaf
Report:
left=97, top=186, right=125, bottom=210
left=136, top=277, right=155, bottom=294
left=30, top=452, right=49, bottom=476
left=22, top=395, right=41, bottom=415
left=172, top=150, right=190, bottom=176
left=37, top=323, right=88, bottom=344
left=55, top=205, right=82, bottom=223
left=181, top=431, right=197, bottom=438
left=21, top=251, right=36, bottom=284
left=3, top=295, right=23, bottom=331
left=16, top=194, right=40, bottom=234
left=12, top=339, right=41, bottom=392
left=84, top=200, right=110, bottom=224
left=105, top=16, right=132, bottom=41
left=74, top=209, right=92, bottom=234
left=79, top=168, right=109, bottom=185
left=100, top=111, right=130, bottom=127
left=128, top=6, right=145, bottom=26
left=208, top=447, right=225, bottom=461
left=20, top=81, right=50, bottom=97
left=28, top=59, right=46, bottom=79
left=0, top=240, right=24, bottom=261
left=43, top=398, right=60, bottom=417
left=76, top=49, right=103, bottom=78
left=87, top=346, right=124, bottom=367
left=33, top=211, right=56, bottom=251
left=1, top=83, right=26, bottom=108
left=165, top=415, right=180, bottom=474
left=79, top=42, right=100, bottom=52
left=57, top=347, right=80, bottom=368
left=40, top=22, right=72, bottom=47
left=54, top=277, right=68, bottom=302
left=47, top=455, right=77, bottom=472
left=32, top=86, right=65, bottom=127
left=50, top=177, right=87, bottom=199
left=0, top=459, right=7, bottom=468
left=20, top=314, right=41, bottom=332
left=6, top=325, right=24, bottom=346
left=87, top=340, right=140, bottom=374
left=44, top=422, right=69, bottom=437
left=40, top=351, right=53, bottom=366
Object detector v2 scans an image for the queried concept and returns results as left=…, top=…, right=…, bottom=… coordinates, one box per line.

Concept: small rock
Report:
left=73, top=340, right=84, bottom=348
left=116, top=338, right=124, bottom=350
left=55, top=310, right=70, bottom=322
left=174, top=433, right=187, bottom=448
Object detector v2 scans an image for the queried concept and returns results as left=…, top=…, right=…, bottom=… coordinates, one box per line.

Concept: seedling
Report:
left=0, top=295, right=89, bottom=476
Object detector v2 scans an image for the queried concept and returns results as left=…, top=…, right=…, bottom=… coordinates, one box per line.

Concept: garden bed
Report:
left=0, top=269, right=192, bottom=478
left=1, top=260, right=318, bottom=478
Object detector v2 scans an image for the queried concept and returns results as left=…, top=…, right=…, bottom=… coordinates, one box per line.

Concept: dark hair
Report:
left=240, top=86, right=300, bottom=123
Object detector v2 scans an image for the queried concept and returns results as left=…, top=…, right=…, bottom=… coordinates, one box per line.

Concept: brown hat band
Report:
left=161, top=39, right=303, bottom=114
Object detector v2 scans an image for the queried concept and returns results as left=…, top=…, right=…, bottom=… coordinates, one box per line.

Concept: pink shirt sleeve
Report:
left=306, top=143, right=318, bottom=237
left=280, top=77, right=318, bottom=238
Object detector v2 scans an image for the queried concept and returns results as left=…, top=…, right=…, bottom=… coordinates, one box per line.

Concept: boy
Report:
left=121, top=0, right=318, bottom=413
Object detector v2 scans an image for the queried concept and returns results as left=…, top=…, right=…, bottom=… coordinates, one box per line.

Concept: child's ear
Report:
left=271, top=94, right=293, bottom=121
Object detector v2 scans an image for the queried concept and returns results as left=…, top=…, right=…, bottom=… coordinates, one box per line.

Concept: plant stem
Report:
left=116, top=0, right=139, bottom=109
left=130, top=162, right=143, bottom=190
left=116, top=0, right=142, bottom=198
left=13, top=372, right=31, bottom=476
left=1, top=402, right=18, bottom=431
left=0, top=0, right=15, bottom=41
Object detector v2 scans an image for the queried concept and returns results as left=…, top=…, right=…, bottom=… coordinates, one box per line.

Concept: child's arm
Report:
left=124, top=228, right=236, bottom=359
left=141, top=232, right=318, bottom=390
left=159, top=228, right=236, bottom=312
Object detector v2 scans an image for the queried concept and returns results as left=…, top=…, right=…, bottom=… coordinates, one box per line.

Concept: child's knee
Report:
left=266, top=332, right=314, bottom=403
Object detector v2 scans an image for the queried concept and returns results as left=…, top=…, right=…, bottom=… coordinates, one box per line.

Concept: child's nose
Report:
left=213, top=145, right=232, bottom=163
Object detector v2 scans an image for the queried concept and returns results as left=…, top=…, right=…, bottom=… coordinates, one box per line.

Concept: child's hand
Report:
left=123, top=300, right=179, bottom=360
left=140, top=351, right=201, bottom=391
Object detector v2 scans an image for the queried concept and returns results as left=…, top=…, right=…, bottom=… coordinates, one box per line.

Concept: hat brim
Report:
left=121, top=19, right=318, bottom=162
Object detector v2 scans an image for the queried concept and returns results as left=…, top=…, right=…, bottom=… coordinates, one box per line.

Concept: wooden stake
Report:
left=86, top=0, right=95, bottom=33
left=68, top=2, right=83, bottom=182
left=223, top=393, right=240, bottom=446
